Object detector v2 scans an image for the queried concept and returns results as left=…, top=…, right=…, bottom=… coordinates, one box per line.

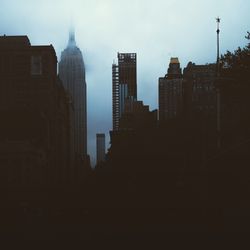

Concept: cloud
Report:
left=1, top=0, right=249, bottom=165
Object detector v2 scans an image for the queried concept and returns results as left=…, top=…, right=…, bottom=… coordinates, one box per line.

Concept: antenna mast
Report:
left=216, top=17, right=221, bottom=149
left=216, top=17, right=220, bottom=76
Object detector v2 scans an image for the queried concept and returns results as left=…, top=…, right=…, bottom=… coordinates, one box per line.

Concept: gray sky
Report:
left=1, top=0, right=249, bottom=165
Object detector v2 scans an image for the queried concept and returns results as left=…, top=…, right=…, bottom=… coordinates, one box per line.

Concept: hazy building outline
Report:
left=59, top=28, right=87, bottom=159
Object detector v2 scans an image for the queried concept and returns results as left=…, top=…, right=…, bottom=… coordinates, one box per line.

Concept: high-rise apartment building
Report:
left=96, top=133, right=106, bottom=164
left=0, top=35, right=72, bottom=187
left=159, top=58, right=183, bottom=122
left=112, top=53, right=137, bottom=130
left=59, top=29, right=87, bottom=159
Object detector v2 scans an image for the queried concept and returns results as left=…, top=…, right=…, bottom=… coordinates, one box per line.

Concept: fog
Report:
left=1, top=0, right=249, bottom=165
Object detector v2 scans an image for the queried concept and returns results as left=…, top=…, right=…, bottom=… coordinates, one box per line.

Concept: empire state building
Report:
left=59, top=29, right=87, bottom=158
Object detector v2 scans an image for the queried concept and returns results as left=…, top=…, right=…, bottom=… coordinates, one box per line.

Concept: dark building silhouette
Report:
left=96, top=133, right=106, bottom=164
left=119, top=99, right=157, bottom=130
left=0, top=35, right=72, bottom=188
left=182, top=62, right=218, bottom=165
left=109, top=53, right=157, bottom=173
left=59, top=28, right=87, bottom=163
left=183, top=62, right=217, bottom=122
left=214, top=75, right=250, bottom=149
left=159, top=58, right=183, bottom=122
left=108, top=97, right=157, bottom=173
left=112, top=53, right=137, bottom=130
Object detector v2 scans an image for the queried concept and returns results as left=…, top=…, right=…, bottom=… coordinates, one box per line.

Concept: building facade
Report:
left=182, top=62, right=218, bottom=161
left=59, top=29, right=87, bottom=159
left=0, top=35, right=72, bottom=187
left=112, top=53, right=137, bottom=130
left=159, top=58, right=183, bottom=122
left=183, top=62, right=217, bottom=122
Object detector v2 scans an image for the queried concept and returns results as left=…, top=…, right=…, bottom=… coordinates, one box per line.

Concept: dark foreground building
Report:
left=182, top=62, right=218, bottom=160
left=0, top=35, right=72, bottom=190
left=183, top=62, right=217, bottom=123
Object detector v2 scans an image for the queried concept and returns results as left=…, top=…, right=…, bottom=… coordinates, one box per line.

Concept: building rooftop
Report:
left=170, top=57, right=180, bottom=64
left=0, top=35, right=31, bottom=49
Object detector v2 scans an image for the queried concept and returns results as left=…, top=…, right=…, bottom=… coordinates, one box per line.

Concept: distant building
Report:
left=159, top=58, right=183, bottom=122
left=59, top=28, right=87, bottom=160
left=0, top=35, right=72, bottom=187
left=112, top=53, right=137, bottom=130
left=96, top=133, right=106, bottom=164
left=118, top=53, right=137, bottom=98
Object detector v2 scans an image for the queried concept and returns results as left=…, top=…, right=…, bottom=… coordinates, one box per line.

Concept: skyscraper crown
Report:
left=68, top=26, right=76, bottom=47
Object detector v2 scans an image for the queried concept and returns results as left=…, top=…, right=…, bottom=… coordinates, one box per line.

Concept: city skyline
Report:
left=0, top=2, right=250, bottom=243
left=1, top=0, right=249, bottom=164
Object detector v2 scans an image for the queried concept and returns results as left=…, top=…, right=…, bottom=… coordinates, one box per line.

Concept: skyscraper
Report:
left=59, top=28, right=87, bottom=159
left=96, top=133, right=106, bottom=164
left=159, top=57, right=183, bottom=122
left=112, top=53, right=137, bottom=130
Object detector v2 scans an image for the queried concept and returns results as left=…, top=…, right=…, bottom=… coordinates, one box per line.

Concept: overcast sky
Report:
left=1, top=0, right=249, bottom=165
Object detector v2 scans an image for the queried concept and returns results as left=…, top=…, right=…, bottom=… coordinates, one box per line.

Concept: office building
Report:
left=59, top=28, right=87, bottom=159
left=183, top=62, right=217, bottom=121
left=159, top=58, right=183, bottom=122
left=112, top=53, right=137, bottom=130
left=0, top=35, right=72, bottom=187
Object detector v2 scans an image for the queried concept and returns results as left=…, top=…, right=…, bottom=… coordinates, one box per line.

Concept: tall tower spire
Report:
left=68, top=26, right=76, bottom=47
left=59, top=27, right=87, bottom=159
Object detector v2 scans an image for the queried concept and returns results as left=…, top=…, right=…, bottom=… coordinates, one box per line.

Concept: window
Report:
left=31, top=55, right=42, bottom=75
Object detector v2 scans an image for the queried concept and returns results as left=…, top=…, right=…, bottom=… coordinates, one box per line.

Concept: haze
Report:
left=1, top=0, right=249, bottom=165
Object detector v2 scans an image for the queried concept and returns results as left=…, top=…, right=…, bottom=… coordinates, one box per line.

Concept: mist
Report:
left=1, top=0, right=249, bottom=165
